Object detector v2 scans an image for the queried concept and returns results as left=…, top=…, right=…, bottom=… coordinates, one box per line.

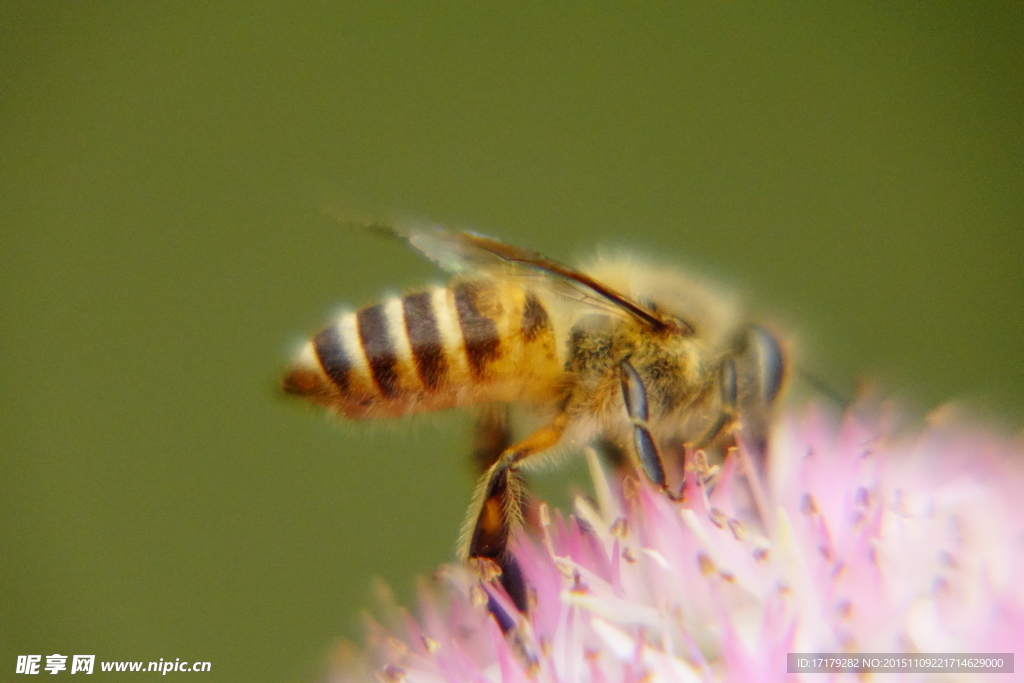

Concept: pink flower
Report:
left=330, top=404, right=1024, bottom=682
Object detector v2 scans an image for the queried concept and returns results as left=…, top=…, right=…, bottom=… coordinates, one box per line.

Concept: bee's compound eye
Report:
left=751, top=326, right=785, bottom=405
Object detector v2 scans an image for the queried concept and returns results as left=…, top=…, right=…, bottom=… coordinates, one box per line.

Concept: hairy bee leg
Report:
left=468, top=404, right=521, bottom=626
left=471, top=404, right=513, bottom=474
left=463, top=415, right=568, bottom=615
left=619, top=359, right=667, bottom=488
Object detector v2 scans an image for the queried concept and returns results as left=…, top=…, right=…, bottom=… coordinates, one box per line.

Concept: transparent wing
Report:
left=384, top=222, right=670, bottom=331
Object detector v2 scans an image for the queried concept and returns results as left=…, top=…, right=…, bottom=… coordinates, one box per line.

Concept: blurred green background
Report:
left=2, top=3, right=1021, bottom=681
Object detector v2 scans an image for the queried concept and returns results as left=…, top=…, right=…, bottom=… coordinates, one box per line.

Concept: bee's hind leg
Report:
left=462, top=414, right=567, bottom=621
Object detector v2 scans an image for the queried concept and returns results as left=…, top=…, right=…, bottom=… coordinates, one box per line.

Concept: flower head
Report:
left=332, top=404, right=1024, bottom=682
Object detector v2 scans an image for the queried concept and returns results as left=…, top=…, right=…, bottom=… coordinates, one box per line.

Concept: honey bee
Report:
left=283, top=224, right=787, bottom=614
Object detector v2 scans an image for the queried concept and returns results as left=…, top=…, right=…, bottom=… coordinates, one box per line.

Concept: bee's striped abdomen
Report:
left=453, top=281, right=501, bottom=378
left=358, top=303, right=401, bottom=397
left=313, top=325, right=351, bottom=394
left=284, top=280, right=561, bottom=419
left=402, top=291, right=447, bottom=390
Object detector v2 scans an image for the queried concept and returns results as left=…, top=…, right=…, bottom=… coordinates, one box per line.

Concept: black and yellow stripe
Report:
left=453, top=281, right=502, bottom=378
left=402, top=290, right=447, bottom=390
